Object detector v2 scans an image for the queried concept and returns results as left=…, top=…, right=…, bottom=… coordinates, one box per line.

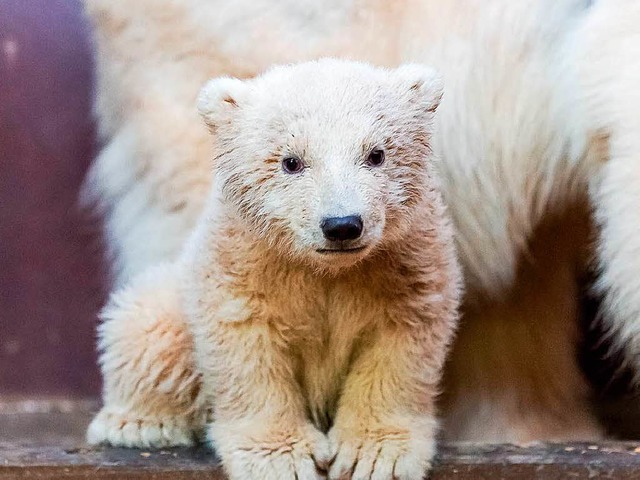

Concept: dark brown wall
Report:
left=0, top=0, right=105, bottom=396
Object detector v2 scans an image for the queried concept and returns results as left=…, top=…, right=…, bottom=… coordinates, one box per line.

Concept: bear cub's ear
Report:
left=394, top=64, right=444, bottom=114
left=198, top=77, right=249, bottom=131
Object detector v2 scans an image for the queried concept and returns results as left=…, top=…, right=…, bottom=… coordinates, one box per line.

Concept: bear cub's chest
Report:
left=287, top=282, right=381, bottom=431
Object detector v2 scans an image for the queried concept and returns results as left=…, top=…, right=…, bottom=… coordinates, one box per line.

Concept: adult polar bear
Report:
left=83, top=0, right=640, bottom=442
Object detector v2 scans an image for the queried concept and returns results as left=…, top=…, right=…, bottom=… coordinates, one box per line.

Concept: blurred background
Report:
left=0, top=0, right=105, bottom=403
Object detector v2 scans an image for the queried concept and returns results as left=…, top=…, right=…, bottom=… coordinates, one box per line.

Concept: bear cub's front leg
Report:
left=87, top=263, right=207, bottom=448
left=328, top=322, right=446, bottom=480
left=194, top=316, right=332, bottom=480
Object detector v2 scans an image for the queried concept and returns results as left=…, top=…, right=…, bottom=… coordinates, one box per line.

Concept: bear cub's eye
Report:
left=366, top=149, right=385, bottom=167
left=282, top=157, right=304, bottom=174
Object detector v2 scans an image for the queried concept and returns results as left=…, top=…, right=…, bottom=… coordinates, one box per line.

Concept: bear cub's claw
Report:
left=87, top=408, right=198, bottom=448
left=327, top=423, right=435, bottom=480
left=213, top=422, right=331, bottom=480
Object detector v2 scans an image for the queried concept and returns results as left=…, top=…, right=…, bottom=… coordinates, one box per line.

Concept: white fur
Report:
left=575, top=0, right=640, bottom=375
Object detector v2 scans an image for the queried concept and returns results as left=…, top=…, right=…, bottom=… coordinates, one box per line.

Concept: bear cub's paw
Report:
left=87, top=408, right=199, bottom=448
left=328, top=419, right=435, bottom=480
left=213, top=422, right=331, bottom=480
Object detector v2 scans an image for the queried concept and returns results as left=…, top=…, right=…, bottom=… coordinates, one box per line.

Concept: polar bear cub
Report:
left=87, top=59, right=461, bottom=480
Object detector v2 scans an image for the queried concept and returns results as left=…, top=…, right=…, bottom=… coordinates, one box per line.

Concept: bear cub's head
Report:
left=198, top=59, right=443, bottom=271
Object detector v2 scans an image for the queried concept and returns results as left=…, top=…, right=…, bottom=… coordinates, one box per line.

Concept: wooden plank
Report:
left=2, top=442, right=640, bottom=479
left=2, top=404, right=640, bottom=479
left=0, top=399, right=97, bottom=448
left=434, top=442, right=640, bottom=479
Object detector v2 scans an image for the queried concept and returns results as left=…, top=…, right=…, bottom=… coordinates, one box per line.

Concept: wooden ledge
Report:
left=2, top=403, right=640, bottom=479
left=2, top=442, right=640, bottom=479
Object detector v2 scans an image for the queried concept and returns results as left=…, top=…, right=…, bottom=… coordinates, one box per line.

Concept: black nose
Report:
left=320, top=215, right=363, bottom=242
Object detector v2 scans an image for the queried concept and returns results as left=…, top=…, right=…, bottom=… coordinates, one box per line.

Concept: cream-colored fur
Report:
left=83, top=0, right=640, bottom=444
left=89, top=60, right=462, bottom=480
left=575, top=0, right=640, bottom=377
